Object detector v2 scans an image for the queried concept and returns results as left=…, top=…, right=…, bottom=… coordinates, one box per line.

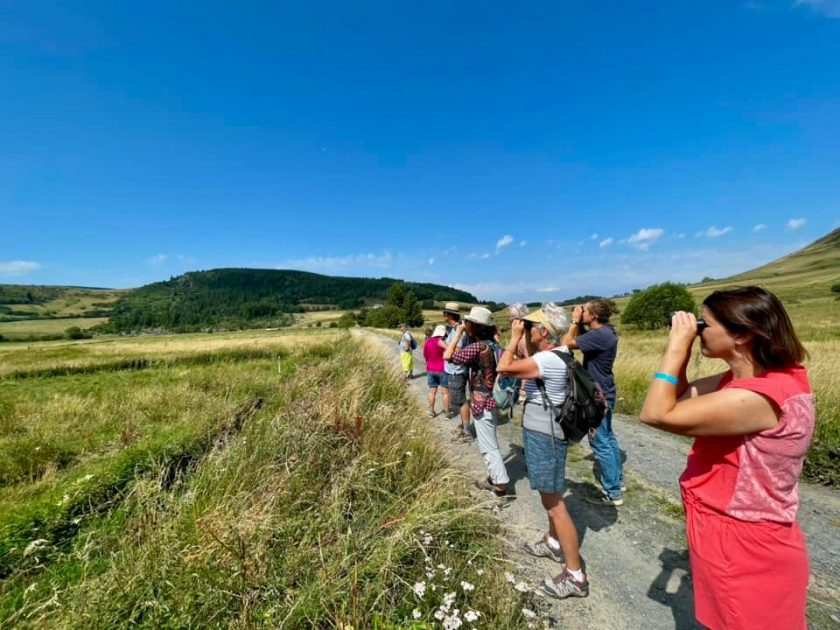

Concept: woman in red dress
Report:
left=640, top=286, right=813, bottom=630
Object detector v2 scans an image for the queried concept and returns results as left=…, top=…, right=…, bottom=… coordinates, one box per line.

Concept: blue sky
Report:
left=1, top=1, right=839, bottom=302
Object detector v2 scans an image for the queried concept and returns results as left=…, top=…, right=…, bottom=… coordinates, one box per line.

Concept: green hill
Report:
left=690, top=227, right=840, bottom=301
left=100, top=268, right=477, bottom=333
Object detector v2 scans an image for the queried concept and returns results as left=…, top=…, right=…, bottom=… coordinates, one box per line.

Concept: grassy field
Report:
left=0, top=330, right=529, bottom=627
left=0, top=317, right=108, bottom=339
left=0, top=287, right=124, bottom=319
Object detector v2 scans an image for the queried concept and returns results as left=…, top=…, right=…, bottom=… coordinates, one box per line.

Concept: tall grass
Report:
left=1, top=332, right=529, bottom=627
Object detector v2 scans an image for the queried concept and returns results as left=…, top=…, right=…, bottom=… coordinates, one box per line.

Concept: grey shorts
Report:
left=448, top=372, right=468, bottom=407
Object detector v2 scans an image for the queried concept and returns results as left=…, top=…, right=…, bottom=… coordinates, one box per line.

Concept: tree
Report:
left=831, top=282, right=840, bottom=294
left=621, top=282, right=695, bottom=329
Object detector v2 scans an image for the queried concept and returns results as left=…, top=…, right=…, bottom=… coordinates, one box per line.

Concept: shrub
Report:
left=65, top=326, right=91, bottom=340
left=621, top=282, right=695, bottom=329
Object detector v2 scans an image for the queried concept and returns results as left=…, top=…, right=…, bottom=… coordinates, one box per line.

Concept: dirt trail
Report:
left=359, top=330, right=840, bottom=629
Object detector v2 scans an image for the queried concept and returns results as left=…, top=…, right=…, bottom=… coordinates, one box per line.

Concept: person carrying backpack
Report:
left=496, top=302, right=589, bottom=600
left=398, top=323, right=415, bottom=379
left=562, top=301, right=624, bottom=506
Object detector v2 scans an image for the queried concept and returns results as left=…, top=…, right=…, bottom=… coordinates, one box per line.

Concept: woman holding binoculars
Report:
left=640, top=286, right=814, bottom=630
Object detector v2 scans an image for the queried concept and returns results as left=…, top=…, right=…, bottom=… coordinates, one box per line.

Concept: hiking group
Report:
left=401, top=287, right=815, bottom=630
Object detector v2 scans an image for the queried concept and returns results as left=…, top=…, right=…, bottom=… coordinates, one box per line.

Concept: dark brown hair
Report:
left=586, top=300, right=614, bottom=324
left=465, top=320, right=496, bottom=341
left=702, top=286, right=807, bottom=369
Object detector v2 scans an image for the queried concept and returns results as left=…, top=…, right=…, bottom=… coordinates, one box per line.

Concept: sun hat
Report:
left=442, top=302, right=461, bottom=315
left=523, top=303, right=569, bottom=336
left=431, top=324, right=447, bottom=337
left=464, top=306, right=495, bottom=327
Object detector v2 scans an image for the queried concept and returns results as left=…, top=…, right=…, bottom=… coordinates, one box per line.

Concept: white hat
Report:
left=464, top=306, right=494, bottom=327
left=432, top=324, right=447, bottom=337
left=443, top=302, right=461, bottom=315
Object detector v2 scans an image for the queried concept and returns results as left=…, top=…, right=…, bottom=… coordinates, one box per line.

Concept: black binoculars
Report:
left=668, top=312, right=707, bottom=333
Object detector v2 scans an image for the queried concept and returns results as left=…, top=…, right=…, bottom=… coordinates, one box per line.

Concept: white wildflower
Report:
left=505, top=571, right=516, bottom=584
left=23, top=539, right=49, bottom=557
left=412, top=608, right=422, bottom=620
left=443, top=591, right=457, bottom=608
left=476, top=569, right=485, bottom=576
left=404, top=451, right=413, bottom=457
left=460, top=580, right=475, bottom=592
left=522, top=607, right=537, bottom=619
left=443, top=613, right=463, bottom=629
left=434, top=608, right=446, bottom=621
left=412, top=581, right=426, bottom=598
left=442, top=566, right=453, bottom=577
left=464, top=610, right=481, bottom=622
left=425, top=569, right=436, bottom=579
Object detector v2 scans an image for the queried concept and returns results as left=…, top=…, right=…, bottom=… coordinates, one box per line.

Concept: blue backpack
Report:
left=489, top=342, right=520, bottom=410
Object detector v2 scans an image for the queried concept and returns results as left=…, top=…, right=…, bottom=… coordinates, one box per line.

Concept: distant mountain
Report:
left=100, top=268, right=478, bottom=333
left=692, top=227, right=840, bottom=300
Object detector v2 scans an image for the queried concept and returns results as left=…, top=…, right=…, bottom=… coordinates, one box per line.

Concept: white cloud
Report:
left=496, top=235, right=514, bottom=251
left=537, top=287, right=561, bottom=293
left=469, top=252, right=491, bottom=260
left=675, top=233, right=686, bottom=239
left=696, top=226, right=733, bottom=238
left=786, top=218, right=807, bottom=230
left=428, top=257, right=435, bottom=265
left=599, top=238, right=614, bottom=249
left=519, top=240, right=527, bottom=247
left=627, top=227, right=665, bottom=251
left=753, top=224, right=768, bottom=233
left=279, top=252, right=393, bottom=270
left=590, top=233, right=599, bottom=240
left=145, top=254, right=168, bottom=266
left=795, top=0, right=840, bottom=19
left=0, top=260, right=41, bottom=276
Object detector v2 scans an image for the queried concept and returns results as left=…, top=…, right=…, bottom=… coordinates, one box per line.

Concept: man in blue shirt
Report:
left=562, top=300, right=625, bottom=506
left=439, top=302, right=471, bottom=440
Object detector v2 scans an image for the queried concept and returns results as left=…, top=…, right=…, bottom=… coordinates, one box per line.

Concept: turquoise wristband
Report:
left=654, top=372, right=679, bottom=385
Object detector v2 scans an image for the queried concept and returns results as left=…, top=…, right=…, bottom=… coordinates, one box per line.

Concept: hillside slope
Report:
left=691, top=227, right=840, bottom=300
left=101, top=268, right=477, bottom=332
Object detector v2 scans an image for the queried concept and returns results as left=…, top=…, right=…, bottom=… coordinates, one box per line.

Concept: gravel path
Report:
left=359, top=330, right=840, bottom=628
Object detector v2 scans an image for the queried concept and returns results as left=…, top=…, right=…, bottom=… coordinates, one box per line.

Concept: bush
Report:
left=831, top=282, right=840, bottom=294
left=65, top=326, right=92, bottom=340
left=621, top=282, right=695, bottom=329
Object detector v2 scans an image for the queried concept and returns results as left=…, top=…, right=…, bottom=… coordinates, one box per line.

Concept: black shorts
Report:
left=448, top=372, right=468, bottom=407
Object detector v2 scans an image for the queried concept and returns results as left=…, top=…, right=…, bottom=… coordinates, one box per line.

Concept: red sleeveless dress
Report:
left=679, top=367, right=814, bottom=630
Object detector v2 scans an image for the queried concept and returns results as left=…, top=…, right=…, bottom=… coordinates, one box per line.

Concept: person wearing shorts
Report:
left=423, top=325, right=450, bottom=417
left=497, top=303, right=589, bottom=600
left=440, top=302, right=470, bottom=437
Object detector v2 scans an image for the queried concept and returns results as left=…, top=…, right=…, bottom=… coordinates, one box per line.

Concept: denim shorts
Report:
left=427, top=371, right=449, bottom=388
left=447, top=372, right=467, bottom=406
left=523, top=427, right=568, bottom=494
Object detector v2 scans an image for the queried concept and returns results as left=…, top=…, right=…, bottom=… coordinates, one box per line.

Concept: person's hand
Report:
left=573, top=305, right=584, bottom=321
left=667, top=311, right=698, bottom=356
left=456, top=321, right=466, bottom=334
left=511, top=319, right=525, bottom=338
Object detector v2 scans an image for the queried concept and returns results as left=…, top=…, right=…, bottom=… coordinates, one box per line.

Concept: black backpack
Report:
left=536, top=349, right=608, bottom=442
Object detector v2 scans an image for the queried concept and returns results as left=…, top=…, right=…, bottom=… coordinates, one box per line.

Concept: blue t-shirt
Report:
left=576, top=326, right=618, bottom=399
left=444, top=326, right=468, bottom=375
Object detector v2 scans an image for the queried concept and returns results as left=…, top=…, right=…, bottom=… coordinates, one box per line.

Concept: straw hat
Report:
left=523, top=303, right=569, bottom=336
left=442, top=302, right=461, bottom=315
left=464, top=306, right=494, bottom=327
left=432, top=324, right=447, bottom=337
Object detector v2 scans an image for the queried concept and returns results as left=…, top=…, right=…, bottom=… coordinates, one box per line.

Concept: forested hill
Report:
left=100, top=268, right=477, bottom=332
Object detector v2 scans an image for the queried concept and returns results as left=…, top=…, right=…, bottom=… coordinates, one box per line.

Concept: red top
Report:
left=679, top=366, right=814, bottom=523
left=423, top=337, right=446, bottom=373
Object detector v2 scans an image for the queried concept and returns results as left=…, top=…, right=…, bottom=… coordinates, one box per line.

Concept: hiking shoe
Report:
left=585, top=494, right=624, bottom=507
left=523, top=537, right=564, bottom=564
left=474, top=477, right=507, bottom=497
left=543, top=569, right=589, bottom=599
left=455, top=432, right=475, bottom=444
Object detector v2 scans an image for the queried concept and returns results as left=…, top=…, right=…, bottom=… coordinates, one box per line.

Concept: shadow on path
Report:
left=647, top=548, right=701, bottom=629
